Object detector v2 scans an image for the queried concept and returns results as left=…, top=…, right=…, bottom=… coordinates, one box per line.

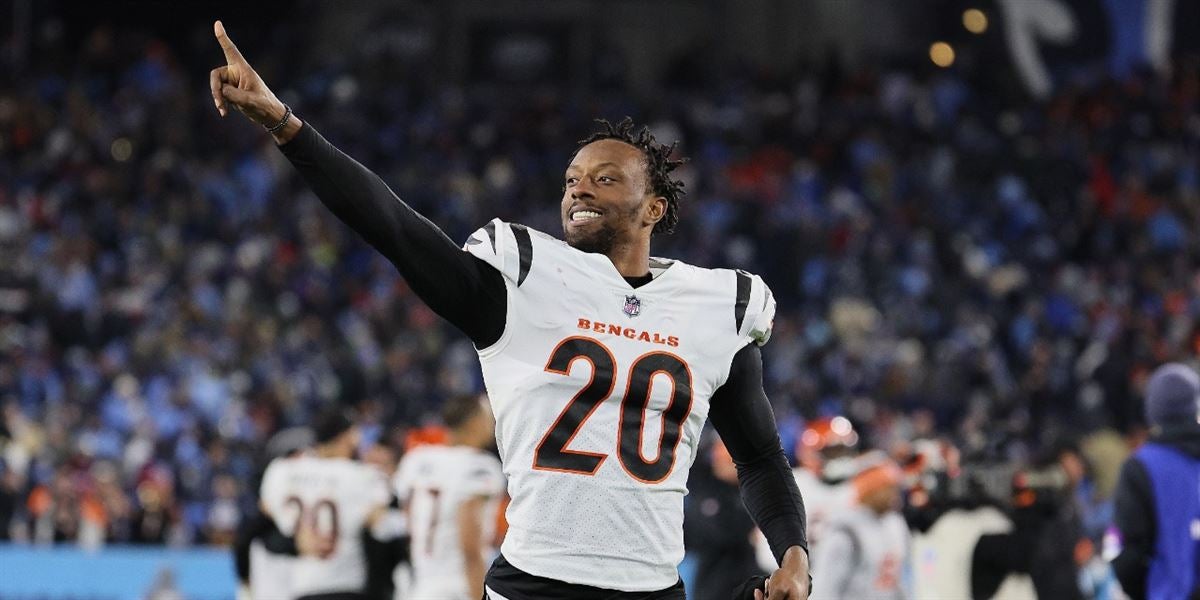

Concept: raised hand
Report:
left=209, top=20, right=300, bottom=142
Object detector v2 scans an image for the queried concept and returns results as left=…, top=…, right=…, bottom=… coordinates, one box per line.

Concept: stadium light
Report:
left=963, top=8, right=988, bottom=34
left=111, top=138, right=133, bottom=162
left=929, top=42, right=955, bottom=68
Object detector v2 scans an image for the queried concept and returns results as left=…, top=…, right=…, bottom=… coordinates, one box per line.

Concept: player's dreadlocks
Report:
left=576, top=117, right=687, bottom=235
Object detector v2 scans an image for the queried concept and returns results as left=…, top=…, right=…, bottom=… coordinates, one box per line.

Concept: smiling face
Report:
left=561, top=139, right=666, bottom=254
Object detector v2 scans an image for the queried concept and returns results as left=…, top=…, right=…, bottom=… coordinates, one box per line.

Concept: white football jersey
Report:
left=793, top=468, right=857, bottom=549
left=394, top=444, right=506, bottom=600
left=248, top=540, right=294, bottom=600
left=811, top=506, right=910, bottom=600
left=260, top=455, right=391, bottom=598
left=463, top=219, right=776, bottom=591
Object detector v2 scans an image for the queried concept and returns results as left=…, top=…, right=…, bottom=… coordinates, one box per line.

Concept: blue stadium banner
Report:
left=0, top=544, right=235, bottom=600
left=999, top=0, right=1198, bottom=97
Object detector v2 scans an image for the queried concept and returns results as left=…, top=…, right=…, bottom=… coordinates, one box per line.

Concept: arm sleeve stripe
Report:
left=734, top=270, right=751, bottom=333
left=483, top=220, right=497, bottom=254
left=510, top=223, right=533, bottom=287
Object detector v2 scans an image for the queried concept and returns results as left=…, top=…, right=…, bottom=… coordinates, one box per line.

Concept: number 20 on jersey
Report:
left=533, top=336, right=693, bottom=484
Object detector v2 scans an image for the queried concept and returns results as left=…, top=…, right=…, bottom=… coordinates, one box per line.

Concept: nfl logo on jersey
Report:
left=623, top=295, right=641, bottom=317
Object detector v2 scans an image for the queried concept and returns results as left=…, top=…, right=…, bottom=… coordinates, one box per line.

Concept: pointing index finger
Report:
left=213, top=20, right=244, bottom=64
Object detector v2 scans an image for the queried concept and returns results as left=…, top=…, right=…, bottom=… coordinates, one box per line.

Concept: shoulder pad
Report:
left=463, top=218, right=535, bottom=286
left=734, top=270, right=776, bottom=346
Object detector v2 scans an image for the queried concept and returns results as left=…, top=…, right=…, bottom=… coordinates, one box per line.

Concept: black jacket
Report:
left=973, top=497, right=1085, bottom=600
left=1110, top=423, right=1200, bottom=600
left=684, top=462, right=766, bottom=600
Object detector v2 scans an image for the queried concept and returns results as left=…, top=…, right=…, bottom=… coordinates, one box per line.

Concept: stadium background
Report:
left=1, top=0, right=1198, bottom=597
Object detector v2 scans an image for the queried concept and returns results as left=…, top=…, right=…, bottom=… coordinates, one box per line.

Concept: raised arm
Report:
left=208, top=21, right=505, bottom=347
left=709, top=343, right=810, bottom=600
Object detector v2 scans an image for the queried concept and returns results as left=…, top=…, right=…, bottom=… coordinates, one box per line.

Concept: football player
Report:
left=210, top=21, right=809, bottom=599
left=234, top=427, right=315, bottom=600
left=810, top=461, right=911, bottom=600
left=793, top=417, right=860, bottom=546
left=395, top=394, right=505, bottom=600
left=360, top=442, right=412, bottom=600
left=259, top=411, right=391, bottom=600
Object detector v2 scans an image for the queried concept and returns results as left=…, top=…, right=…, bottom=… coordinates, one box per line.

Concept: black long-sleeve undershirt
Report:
left=279, top=122, right=507, bottom=347
left=278, top=120, right=807, bottom=564
left=710, top=343, right=810, bottom=563
left=233, top=509, right=297, bottom=583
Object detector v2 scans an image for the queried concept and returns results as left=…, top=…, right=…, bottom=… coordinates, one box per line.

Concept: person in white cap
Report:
left=810, top=460, right=910, bottom=599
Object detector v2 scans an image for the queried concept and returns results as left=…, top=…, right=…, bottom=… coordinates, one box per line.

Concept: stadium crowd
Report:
left=0, top=14, right=1197, bottom=588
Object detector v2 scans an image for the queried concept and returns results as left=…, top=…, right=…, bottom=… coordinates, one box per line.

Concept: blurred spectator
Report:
left=684, top=438, right=765, bottom=600
left=129, top=469, right=183, bottom=545
left=144, top=569, right=186, bottom=600
left=0, top=465, right=16, bottom=541
left=204, top=474, right=241, bottom=546
left=1110, top=363, right=1200, bottom=599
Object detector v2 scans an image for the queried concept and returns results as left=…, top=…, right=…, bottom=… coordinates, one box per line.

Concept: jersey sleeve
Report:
left=735, top=270, right=776, bottom=346
left=463, top=218, right=535, bottom=288
left=392, top=454, right=414, bottom=503
left=361, top=465, right=392, bottom=509
left=463, top=455, right=506, bottom=498
left=259, top=459, right=287, bottom=521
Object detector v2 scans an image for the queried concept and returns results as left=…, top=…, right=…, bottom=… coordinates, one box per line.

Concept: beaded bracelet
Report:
left=265, top=104, right=292, bottom=134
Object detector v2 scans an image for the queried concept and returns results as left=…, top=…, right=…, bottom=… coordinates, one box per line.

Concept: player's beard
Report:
left=565, top=220, right=620, bottom=254
left=565, top=204, right=640, bottom=254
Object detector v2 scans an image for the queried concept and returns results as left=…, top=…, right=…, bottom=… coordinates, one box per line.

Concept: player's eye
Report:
left=565, top=177, right=579, bottom=186
left=598, top=176, right=616, bottom=183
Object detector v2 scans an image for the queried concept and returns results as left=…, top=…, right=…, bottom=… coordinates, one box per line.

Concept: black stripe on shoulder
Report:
left=735, top=270, right=751, bottom=333
left=510, top=223, right=533, bottom=286
left=483, top=221, right=497, bottom=254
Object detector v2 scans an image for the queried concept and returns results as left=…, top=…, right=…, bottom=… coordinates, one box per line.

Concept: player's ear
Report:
left=644, top=195, right=667, bottom=229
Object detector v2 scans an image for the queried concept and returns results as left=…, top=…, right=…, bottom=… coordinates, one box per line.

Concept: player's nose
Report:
left=570, top=180, right=596, bottom=200
left=566, top=175, right=595, bottom=199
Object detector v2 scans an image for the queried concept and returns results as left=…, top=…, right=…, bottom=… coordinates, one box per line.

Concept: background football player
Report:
left=395, top=394, right=505, bottom=600
left=259, top=411, right=391, bottom=600
left=809, top=460, right=910, bottom=600
left=234, top=426, right=314, bottom=600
